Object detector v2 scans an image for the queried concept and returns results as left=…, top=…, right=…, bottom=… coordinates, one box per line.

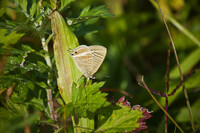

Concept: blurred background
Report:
left=1, top=0, right=200, bottom=132
left=71, top=0, right=200, bottom=132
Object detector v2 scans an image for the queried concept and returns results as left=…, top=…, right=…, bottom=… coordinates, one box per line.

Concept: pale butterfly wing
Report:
left=70, top=45, right=93, bottom=77
left=89, top=45, right=107, bottom=76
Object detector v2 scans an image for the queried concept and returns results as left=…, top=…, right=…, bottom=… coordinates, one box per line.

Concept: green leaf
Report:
left=96, top=104, right=143, bottom=132
left=0, top=99, right=28, bottom=120
left=71, top=81, right=109, bottom=118
left=28, top=98, right=45, bottom=111
left=7, top=55, right=23, bottom=65
left=170, top=48, right=200, bottom=79
left=63, top=80, right=109, bottom=132
left=26, top=80, right=35, bottom=90
left=51, top=11, right=82, bottom=104
left=22, top=63, right=36, bottom=73
left=60, top=0, right=75, bottom=12
left=64, top=103, right=74, bottom=118
left=57, top=98, right=64, bottom=106
left=37, top=61, right=48, bottom=73
left=15, top=0, right=28, bottom=12
left=67, top=5, right=113, bottom=25
left=63, top=80, right=108, bottom=118
left=21, top=44, right=34, bottom=52
left=30, top=0, right=37, bottom=16
left=6, top=99, right=29, bottom=117
left=10, top=81, right=32, bottom=102
left=79, top=5, right=113, bottom=18
left=3, top=44, right=49, bottom=75
left=79, top=6, right=91, bottom=17
left=40, top=0, right=56, bottom=11
left=37, top=82, right=47, bottom=88
left=0, top=8, right=5, bottom=17
left=0, top=29, right=24, bottom=46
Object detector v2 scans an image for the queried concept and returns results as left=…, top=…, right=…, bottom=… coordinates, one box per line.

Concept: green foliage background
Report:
left=0, top=0, right=200, bottom=132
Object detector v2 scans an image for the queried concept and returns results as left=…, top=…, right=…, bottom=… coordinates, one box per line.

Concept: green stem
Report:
left=41, top=35, right=58, bottom=131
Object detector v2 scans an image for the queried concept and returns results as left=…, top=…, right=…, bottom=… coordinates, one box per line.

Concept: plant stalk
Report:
left=165, top=43, right=171, bottom=133
left=139, top=77, right=184, bottom=133
left=165, top=97, right=168, bottom=133
left=155, top=0, right=195, bottom=132
left=41, top=35, right=58, bottom=131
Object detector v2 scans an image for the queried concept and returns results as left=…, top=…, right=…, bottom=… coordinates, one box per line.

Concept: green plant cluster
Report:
left=0, top=0, right=150, bottom=133
left=1, top=0, right=200, bottom=132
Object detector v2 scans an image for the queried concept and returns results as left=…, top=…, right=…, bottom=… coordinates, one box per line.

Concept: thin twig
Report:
left=42, top=35, right=59, bottom=131
left=155, top=0, right=195, bottom=132
left=166, top=43, right=171, bottom=93
left=24, top=115, right=31, bottom=133
left=6, top=82, right=16, bottom=98
left=139, top=76, right=184, bottom=133
left=40, top=28, right=59, bottom=132
left=47, top=89, right=57, bottom=121
left=165, top=97, right=168, bottom=133
left=139, top=68, right=199, bottom=98
left=169, top=68, right=199, bottom=96
left=45, top=33, right=53, bottom=47
left=138, top=84, right=166, bottom=97
left=139, top=68, right=199, bottom=97
left=165, top=43, right=171, bottom=133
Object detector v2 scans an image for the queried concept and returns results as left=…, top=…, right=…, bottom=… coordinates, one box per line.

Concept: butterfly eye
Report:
left=75, top=51, right=78, bottom=54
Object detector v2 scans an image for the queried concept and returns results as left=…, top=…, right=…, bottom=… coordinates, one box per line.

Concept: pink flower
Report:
left=118, top=96, right=152, bottom=132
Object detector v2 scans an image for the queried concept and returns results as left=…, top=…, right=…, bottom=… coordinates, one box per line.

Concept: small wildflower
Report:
left=118, top=96, right=152, bottom=132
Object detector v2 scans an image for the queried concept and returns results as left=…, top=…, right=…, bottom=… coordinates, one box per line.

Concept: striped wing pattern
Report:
left=70, top=45, right=107, bottom=77
left=71, top=45, right=93, bottom=77
left=89, top=46, right=107, bottom=76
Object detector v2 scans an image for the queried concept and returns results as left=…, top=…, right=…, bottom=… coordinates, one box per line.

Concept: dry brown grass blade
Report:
left=155, top=0, right=195, bottom=132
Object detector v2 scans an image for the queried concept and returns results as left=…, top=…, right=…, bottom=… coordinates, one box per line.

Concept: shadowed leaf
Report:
left=51, top=11, right=82, bottom=104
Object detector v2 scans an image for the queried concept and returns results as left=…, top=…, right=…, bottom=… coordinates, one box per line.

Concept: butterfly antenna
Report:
left=93, top=74, right=110, bottom=79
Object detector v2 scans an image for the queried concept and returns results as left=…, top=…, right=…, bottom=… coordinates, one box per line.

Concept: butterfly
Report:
left=70, top=45, right=107, bottom=78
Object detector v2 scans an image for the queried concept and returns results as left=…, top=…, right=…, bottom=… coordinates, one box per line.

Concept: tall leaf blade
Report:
left=51, top=11, right=82, bottom=104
